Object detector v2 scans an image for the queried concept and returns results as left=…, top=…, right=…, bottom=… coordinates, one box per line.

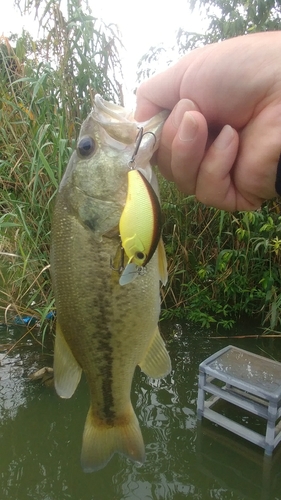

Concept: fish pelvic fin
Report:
left=139, top=327, right=171, bottom=379
left=53, top=321, right=82, bottom=398
left=81, top=405, right=145, bottom=473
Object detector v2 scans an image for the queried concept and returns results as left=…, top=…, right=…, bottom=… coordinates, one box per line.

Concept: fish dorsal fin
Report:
left=139, top=327, right=171, bottom=379
left=53, top=321, right=82, bottom=398
left=158, top=238, right=168, bottom=285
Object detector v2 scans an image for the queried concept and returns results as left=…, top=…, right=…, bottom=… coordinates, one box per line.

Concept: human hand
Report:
left=135, top=32, right=281, bottom=211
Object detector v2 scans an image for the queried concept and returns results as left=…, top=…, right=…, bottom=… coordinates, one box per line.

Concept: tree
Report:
left=178, top=0, right=281, bottom=50
left=137, top=0, right=281, bottom=80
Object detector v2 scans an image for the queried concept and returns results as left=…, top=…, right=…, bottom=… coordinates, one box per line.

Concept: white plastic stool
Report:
left=197, top=345, right=281, bottom=455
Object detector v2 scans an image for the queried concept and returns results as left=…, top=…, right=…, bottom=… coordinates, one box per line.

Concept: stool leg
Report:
left=197, top=368, right=206, bottom=421
left=264, top=401, right=277, bottom=456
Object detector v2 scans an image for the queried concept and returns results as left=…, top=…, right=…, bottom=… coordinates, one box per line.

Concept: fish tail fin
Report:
left=81, top=405, right=145, bottom=473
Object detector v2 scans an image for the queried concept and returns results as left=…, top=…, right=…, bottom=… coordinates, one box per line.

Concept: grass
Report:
left=0, top=1, right=123, bottom=329
left=159, top=177, right=281, bottom=330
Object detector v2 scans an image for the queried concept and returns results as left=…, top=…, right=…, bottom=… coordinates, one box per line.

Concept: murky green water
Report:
left=1, top=321, right=281, bottom=500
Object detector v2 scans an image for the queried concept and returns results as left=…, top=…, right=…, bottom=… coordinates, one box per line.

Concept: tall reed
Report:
left=0, top=1, right=123, bottom=327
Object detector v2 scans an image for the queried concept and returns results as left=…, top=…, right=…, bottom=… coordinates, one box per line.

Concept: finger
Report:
left=166, top=111, right=209, bottom=193
left=135, top=62, right=186, bottom=121
left=195, top=125, right=240, bottom=211
left=135, top=96, right=164, bottom=122
left=155, top=99, right=199, bottom=181
left=135, top=79, right=171, bottom=122
left=234, top=102, right=281, bottom=204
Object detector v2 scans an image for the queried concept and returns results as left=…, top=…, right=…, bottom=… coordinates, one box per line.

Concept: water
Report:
left=1, top=321, right=281, bottom=500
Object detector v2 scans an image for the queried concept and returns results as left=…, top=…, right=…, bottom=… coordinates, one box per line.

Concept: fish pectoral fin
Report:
left=53, top=321, right=82, bottom=398
left=139, top=327, right=171, bottom=379
left=158, top=238, right=168, bottom=285
left=81, top=406, right=145, bottom=473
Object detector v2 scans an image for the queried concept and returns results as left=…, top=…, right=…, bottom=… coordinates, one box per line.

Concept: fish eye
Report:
left=77, top=136, right=95, bottom=158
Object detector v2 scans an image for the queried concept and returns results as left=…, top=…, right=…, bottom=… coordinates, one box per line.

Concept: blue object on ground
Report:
left=13, top=311, right=55, bottom=325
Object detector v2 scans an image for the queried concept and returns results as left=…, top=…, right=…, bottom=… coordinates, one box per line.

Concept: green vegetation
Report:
left=1, top=0, right=281, bottom=332
left=159, top=178, right=281, bottom=330
left=137, top=0, right=281, bottom=80
left=136, top=0, right=281, bottom=331
left=0, top=0, right=123, bottom=332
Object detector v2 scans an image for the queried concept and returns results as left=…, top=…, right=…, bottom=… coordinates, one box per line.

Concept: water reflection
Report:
left=1, top=321, right=281, bottom=499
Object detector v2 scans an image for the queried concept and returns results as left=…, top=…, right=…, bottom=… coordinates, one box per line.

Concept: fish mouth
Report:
left=93, top=95, right=138, bottom=145
left=93, top=95, right=169, bottom=150
left=94, top=94, right=135, bottom=122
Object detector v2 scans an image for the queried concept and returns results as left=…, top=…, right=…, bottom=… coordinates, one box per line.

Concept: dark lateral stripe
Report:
left=95, top=294, right=115, bottom=424
left=137, top=171, right=162, bottom=266
left=98, top=334, right=115, bottom=424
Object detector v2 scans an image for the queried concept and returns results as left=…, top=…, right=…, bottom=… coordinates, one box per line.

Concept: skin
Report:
left=135, top=31, right=281, bottom=211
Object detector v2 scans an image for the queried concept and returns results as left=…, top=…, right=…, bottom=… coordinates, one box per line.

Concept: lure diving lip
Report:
left=119, top=168, right=162, bottom=274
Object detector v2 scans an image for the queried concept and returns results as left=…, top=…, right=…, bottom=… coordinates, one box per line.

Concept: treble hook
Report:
left=128, top=128, right=157, bottom=170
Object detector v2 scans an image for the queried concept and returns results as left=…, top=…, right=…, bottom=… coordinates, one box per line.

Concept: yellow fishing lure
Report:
left=119, top=169, right=162, bottom=283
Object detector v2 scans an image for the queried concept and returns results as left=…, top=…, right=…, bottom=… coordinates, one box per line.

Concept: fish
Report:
left=50, top=94, right=171, bottom=473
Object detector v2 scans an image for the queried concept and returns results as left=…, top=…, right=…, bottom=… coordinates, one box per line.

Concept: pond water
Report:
left=1, top=320, right=281, bottom=500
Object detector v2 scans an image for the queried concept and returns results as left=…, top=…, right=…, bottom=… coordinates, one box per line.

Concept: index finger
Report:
left=135, top=62, right=185, bottom=121
left=134, top=96, right=164, bottom=122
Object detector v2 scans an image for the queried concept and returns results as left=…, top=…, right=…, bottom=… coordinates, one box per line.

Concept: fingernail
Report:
left=214, top=125, right=234, bottom=150
left=178, top=112, right=198, bottom=142
left=172, top=99, right=197, bottom=128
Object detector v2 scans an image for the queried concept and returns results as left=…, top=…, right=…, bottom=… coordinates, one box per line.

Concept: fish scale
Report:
left=50, top=95, right=171, bottom=472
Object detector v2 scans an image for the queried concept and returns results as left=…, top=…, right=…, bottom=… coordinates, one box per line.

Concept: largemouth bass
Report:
left=50, top=95, right=171, bottom=472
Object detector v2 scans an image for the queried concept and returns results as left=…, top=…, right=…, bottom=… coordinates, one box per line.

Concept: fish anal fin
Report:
left=81, top=406, right=145, bottom=473
left=139, top=327, right=171, bottom=379
left=158, top=238, right=168, bottom=285
left=53, top=321, right=82, bottom=398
